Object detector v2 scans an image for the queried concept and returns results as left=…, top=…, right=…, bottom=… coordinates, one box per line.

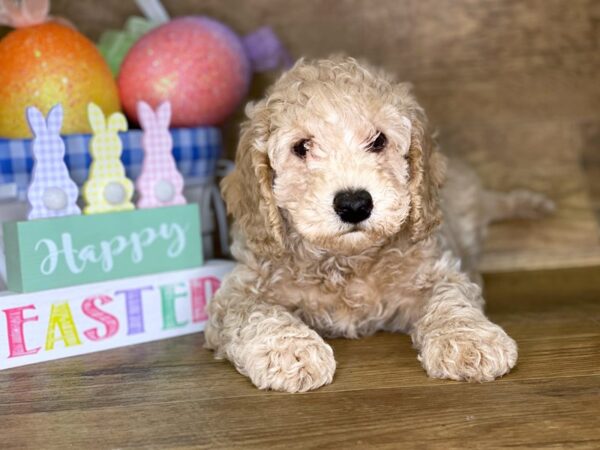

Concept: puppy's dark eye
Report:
left=368, top=132, right=387, bottom=153
left=292, top=139, right=310, bottom=158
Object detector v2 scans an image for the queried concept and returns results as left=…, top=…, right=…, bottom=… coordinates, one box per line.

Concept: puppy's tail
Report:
left=482, top=189, right=556, bottom=224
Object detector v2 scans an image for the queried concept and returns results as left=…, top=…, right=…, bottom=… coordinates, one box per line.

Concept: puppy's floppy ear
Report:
left=221, top=101, right=284, bottom=256
left=406, top=108, right=447, bottom=242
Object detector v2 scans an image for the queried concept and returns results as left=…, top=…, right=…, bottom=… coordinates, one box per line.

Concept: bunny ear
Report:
left=155, top=101, right=171, bottom=129
left=21, top=0, right=49, bottom=24
left=88, top=103, right=106, bottom=133
left=46, top=104, right=64, bottom=135
left=0, top=0, right=20, bottom=27
left=0, top=0, right=49, bottom=27
left=25, top=106, right=47, bottom=137
left=136, top=101, right=156, bottom=130
left=107, top=112, right=128, bottom=133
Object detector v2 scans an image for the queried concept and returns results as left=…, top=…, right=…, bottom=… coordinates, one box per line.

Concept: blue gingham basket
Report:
left=0, top=127, right=222, bottom=200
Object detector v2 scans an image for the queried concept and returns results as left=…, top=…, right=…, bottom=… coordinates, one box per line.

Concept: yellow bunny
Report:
left=83, top=103, right=134, bottom=214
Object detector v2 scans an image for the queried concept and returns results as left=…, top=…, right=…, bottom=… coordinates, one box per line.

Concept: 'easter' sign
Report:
left=0, top=261, right=234, bottom=370
left=3, top=204, right=203, bottom=292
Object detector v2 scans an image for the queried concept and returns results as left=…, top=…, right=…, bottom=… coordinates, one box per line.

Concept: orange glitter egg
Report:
left=0, top=22, right=121, bottom=138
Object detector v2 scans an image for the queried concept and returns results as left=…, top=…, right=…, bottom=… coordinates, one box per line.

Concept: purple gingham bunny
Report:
left=26, top=104, right=81, bottom=219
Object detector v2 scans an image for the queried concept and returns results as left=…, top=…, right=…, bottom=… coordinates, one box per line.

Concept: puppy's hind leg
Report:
left=482, top=189, right=555, bottom=223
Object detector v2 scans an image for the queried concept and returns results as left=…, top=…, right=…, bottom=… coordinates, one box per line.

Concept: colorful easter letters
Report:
left=0, top=262, right=233, bottom=369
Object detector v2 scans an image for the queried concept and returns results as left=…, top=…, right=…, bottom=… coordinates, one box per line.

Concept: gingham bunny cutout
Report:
left=136, top=101, right=186, bottom=208
left=83, top=103, right=134, bottom=214
left=26, top=104, right=81, bottom=219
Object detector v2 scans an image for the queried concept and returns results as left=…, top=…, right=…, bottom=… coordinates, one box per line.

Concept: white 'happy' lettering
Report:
left=34, top=223, right=188, bottom=275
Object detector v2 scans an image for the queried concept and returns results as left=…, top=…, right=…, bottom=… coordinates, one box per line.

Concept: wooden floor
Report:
left=0, top=269, right=598, bottom=449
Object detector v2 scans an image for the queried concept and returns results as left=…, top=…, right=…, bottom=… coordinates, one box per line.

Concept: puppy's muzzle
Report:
left=333, top=189, right=373, bottom=224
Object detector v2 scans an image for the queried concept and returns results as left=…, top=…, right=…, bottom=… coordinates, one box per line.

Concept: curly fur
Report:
left=205, top=57, right=554, bottom=392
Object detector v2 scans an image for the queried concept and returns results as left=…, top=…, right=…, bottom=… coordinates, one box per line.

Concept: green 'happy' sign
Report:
left=3, top=204, right=203, bottom=293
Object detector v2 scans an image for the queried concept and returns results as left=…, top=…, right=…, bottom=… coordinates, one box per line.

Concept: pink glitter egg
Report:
left=118, top=17, right=252, bottom=127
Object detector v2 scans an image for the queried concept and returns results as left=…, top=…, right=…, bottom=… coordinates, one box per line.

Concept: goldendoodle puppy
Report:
left=205, top=57, right=554, bottom=392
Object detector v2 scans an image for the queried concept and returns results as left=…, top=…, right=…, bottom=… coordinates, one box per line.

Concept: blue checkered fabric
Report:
left=0, top=127, right=222, bottom=200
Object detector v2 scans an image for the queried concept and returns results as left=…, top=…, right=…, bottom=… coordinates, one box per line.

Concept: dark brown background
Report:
left=6, top=0, right=600, bottom=271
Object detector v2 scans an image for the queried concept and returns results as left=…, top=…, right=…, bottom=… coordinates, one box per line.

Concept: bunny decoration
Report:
left=136, top=101, right=186, bottom=208
left=26, top=104, right=81, bottom=220
left=83, top=103, right=134, bottom=214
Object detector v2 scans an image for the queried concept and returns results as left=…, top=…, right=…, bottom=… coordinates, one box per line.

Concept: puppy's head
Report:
left=223, top=57, right=445, bottom=256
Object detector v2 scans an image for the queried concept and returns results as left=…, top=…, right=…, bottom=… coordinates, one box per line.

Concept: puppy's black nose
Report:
left=333, top=189, right=373, bottom=224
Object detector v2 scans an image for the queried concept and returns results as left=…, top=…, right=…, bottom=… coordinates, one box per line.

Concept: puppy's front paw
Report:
left=242, top=330, right=336, bottom=393
left=418, top=321, right=518, bottom=382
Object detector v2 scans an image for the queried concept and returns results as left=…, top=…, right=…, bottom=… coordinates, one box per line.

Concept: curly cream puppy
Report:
left=205, top=57, right=554, bottom=392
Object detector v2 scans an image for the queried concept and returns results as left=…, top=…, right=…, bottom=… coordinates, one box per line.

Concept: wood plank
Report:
left=483, top=266, right=600, bottom=307
left=1, top=374, right=598, bottom=449
left=0, top=322, right=596, bottom=411
left=0, top=299, right=598, bottom=448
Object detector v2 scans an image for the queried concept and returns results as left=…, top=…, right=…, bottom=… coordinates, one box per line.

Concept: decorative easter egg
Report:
left=0, top=22, right=121, bottom=138
left=118, top=17, right=252, bottom=127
